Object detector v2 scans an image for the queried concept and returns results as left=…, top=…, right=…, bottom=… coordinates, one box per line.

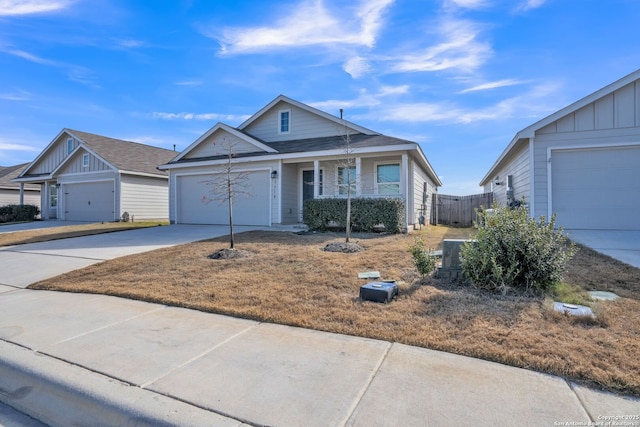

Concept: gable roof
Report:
left=0, top=163, right=39, bottom=190
left=171, top=122, right=277, bottom=163
left=480, top=68, right=640, bottom=185
left=238, top=94, right=378, bottom=136
left=17, top=129, right=177, bottom=181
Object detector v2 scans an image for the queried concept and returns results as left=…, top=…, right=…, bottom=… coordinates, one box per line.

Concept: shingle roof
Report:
left=166, top=133, right=416, bottom=164
left=67, top=129, right=177, bottom=176
left=0, top=163, right=39, bottom=190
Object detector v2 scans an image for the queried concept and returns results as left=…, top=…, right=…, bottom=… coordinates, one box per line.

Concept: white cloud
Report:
left=0, top=141, right=39, bottom=151
left=516, top=0, right=547, bottom=12
left=0, top=89, right=30, bottom=101
left=343, top=56, right=371, bottom=79
left=151, top=112, right=251, bottom=122
left=458, top=79, right=525, bottom=93
left=174, top=80, right=204, bottom=86
left=308, top=85, right=408, bottom=111
left=388, top=18, right=492, bottom=73
left=0, top=0, right=72, bottom=15
left=117, top=39, right=146, bottom=49
left=447, top=0, right=490, bottom=9
left=215, top=0, right=394, bottom=54
left=2, top=48, right=57, bottom=66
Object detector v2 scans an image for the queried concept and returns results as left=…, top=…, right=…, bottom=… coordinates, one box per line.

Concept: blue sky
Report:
left=1, top=0, right=639, bottom=195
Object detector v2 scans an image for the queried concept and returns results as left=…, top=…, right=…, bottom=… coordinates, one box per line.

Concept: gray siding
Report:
left=280, top=163, right=298, bottom=223
left=490, top=143, right=530, bottom=207
left=121, top=175, right=169, bottom=220
left=185, top=130, right=267, bottom=159
left=58, top=149, right=110, bottom=175
left=411, top=161, right=436, bottom=226
left=30, top=133, right=79, bottom=174
left=0, top=189, right=40, bottom=208
left=243, top=101, right=360, bottom=142
left=532, top=80, right=640, bottom=218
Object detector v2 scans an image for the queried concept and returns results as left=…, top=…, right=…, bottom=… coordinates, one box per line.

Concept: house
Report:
left=13, top=129, right=176, bottom=222
left=0, top=163, right=41, bottom=208
left=480, top=69, right=640, bottom=231
left=158, top=95, right=442, bottom=230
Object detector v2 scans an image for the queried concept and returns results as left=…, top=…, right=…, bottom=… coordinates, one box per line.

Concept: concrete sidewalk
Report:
left=1, top=288, right=638, bottom=427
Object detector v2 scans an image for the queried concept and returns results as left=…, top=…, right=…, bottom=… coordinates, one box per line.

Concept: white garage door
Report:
left=177, top=171, right=271, bottom=225
left=551, top=146, right=640, bottom=230
left=64, top=181, right=115, bottom=222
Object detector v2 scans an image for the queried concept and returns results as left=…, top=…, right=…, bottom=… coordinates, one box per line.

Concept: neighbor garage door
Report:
left=551, top=146, right=640, bottom=230
left=64, top=181, right=115, bottom=222
left=177, top=171, right=270, bottom=225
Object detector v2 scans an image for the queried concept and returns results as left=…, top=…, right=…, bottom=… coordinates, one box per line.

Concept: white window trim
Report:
left=67, top=138, right=74, bottom=154
left=82, top=153, right=89, bottom=168
left=374, top=161, right=401, bottom=195
left=278, top=109, right=291, bottom=135
left=49, top=183, right=58, bottom=209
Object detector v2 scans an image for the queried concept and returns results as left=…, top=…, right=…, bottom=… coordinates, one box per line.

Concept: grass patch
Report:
left=28, top=226, right=640, bottom=397
left=0, top=221, right=168, bottom=247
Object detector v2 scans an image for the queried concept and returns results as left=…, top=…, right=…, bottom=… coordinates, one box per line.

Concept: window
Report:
left=49, top=184, right=58, bottom=208
left=67, top=138, right=74, bottom=154
left=279, top=109, right=291, bottom=134
left=338, top=166, right=356, bottom=195
left=82, top=153, right=89, bottom=167
left=376, top=163, right=400, bottom=194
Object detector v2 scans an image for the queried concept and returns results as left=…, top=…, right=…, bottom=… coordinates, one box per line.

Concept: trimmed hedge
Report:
left=0, top=204, right=40, bottom=223
left=303, top=198, right=405, bottom=233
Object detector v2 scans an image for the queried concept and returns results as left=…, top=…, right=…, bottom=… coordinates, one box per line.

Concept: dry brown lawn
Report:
left=0, top=221, right=168, bottom=247
left=28, top=226, right=640, bottom=397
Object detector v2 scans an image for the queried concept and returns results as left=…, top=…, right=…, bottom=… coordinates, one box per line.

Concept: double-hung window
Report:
left=67, top=138, right=74, bottom=154
left=49, top=184, right=58, bottom=208
left=376, top=163, right=400, bottom=194
left=338, top=166, right=356, bottom=195
left=279, top=109, right=291, bottom=134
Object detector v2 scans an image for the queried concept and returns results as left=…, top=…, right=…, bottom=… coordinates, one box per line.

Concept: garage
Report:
left=64, top=181, right=115, bottom=222
left=177, top=171, right=271, bottom=225
left=551, top=145, right=640, bottom=230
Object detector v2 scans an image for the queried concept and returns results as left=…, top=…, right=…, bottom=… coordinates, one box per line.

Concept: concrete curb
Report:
left=0, top=341, right=241, bottom=427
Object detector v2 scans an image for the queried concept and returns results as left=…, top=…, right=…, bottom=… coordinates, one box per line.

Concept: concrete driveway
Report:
left=566, top=229, right=640, bottom=269
left=0, top=224, right=262, bottom=289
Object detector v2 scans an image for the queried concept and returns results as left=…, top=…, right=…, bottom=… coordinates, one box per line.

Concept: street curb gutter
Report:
left=0, top=341, right=241, bottom=427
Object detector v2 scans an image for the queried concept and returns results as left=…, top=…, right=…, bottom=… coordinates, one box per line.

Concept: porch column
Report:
left=355, top=157, right=361, bottom=196
left=19, top=183, right=24, bottom=205
left=313, top=160, right=319, bottom=198
left=402, top=154, right=409, bottom=230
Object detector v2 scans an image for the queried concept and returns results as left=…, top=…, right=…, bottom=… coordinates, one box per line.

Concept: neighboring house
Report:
left=158, top=95, right=442, bottom=230
left=13, top=129, right=176, bottom=222
left=480, top=69, right=640, bottom=230
left=0, top=163, right=40, bottom=208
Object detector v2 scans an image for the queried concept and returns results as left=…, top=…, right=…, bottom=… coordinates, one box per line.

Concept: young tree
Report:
left=201, top=137, right=252, bottom=250
left=338, top=109, right=356, bottom=243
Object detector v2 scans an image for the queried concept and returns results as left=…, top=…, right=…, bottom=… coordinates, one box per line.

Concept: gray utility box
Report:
left=360, top=281, right=398, bottom=303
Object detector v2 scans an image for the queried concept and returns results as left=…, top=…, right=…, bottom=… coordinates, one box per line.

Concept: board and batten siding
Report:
left=531, top=79, right=640, bottom=218
left=28, top=133, right=79, bottom=175
left=243, top=101, right=359, bottom=142
left=184, top=130, right=267, bottom=159
left=120, top=175, right=169, bottom=220
left=57, top=150, right=111, bottom=175
left=280, top=163, right=297, bottom=223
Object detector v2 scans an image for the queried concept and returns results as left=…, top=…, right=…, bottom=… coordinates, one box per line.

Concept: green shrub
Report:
left=303, top=198, right=405, bottom=233
left=408, top=236, right=437, bottom=276
left=0, top=204, right=40, bottom=223
left=460, top=204, right=577, bottom=294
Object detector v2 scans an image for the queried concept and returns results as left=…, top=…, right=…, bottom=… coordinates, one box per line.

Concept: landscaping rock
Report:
left=323, top=242, right=363, bottom=253
left=588, top=291, right=619, bottom=301
left=208, top=249, right=251, bottom=259
left=553, top=302, right=594, bottom=318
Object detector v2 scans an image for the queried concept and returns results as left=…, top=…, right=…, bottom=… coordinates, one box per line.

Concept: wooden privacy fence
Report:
left=432, top=193, right=493, bottom=227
